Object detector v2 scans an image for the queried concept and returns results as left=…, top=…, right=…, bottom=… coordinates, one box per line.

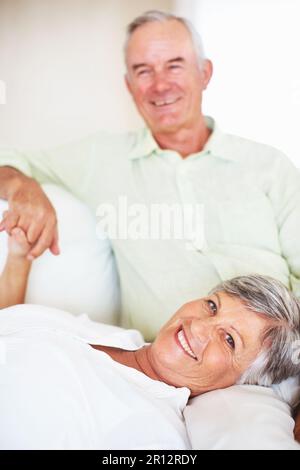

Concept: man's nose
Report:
left=152, top=71, right=171, bottom=93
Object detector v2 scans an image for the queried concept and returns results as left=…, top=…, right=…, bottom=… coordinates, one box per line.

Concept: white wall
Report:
left=0, top=0, right=172, bottom=149
left=175, top=0, right=300, bottom=168
left=2, top=0, right=299, bottom=168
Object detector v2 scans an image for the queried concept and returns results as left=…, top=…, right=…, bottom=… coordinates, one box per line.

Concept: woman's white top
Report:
left=0, top=305, right=191, bottom=450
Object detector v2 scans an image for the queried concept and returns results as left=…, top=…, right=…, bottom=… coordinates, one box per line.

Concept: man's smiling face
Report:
left=125, top=19, right=212, bottom=136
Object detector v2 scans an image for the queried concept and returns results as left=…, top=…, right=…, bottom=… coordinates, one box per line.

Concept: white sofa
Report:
left=0, top=184, right=299, bottom=450
left=0, top=184, right=120, bottom=325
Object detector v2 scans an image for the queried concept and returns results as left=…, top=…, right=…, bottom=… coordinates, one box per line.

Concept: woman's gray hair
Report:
left=124, top=10, right=206, bottom=68
left=210, top=275, right=300, bottom=387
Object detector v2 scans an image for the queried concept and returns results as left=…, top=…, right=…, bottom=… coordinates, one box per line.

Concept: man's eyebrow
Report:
left=167, top=57, right=185, bottom=64
left=132, top=57, right=185, bottom=71
left=132, top=63, right=148, bottom=71
left=215, top=293, right=245, bottom=349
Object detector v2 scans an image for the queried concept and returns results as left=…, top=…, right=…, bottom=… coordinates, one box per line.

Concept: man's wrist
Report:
left=0, top=167, right=28, bottom=200
left=8, top=174, right=36, bottom=201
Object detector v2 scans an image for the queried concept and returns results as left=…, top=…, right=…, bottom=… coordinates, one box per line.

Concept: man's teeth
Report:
left=177, top=329, right=196, bottom=359
left=153, top=98, right=177, bottom=107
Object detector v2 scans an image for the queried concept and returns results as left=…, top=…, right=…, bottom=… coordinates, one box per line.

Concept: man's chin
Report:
left=150, top=119, right=184, bottom=136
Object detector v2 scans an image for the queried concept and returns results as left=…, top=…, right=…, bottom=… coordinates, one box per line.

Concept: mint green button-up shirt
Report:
left=0, top=117, right=299, bottom=340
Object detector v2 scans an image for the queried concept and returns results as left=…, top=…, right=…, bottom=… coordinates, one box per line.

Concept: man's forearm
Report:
left=0, top=255, right=32, bottom=308
left=0, top=166, right=29, bottom=200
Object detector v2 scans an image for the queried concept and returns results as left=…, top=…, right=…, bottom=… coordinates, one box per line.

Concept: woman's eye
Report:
left=207, top=300, right=217, bottom=315
left=225, top=334, right=235, bottom=350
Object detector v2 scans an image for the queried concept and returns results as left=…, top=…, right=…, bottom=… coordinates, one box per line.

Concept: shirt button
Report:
left=176, top=165, right=187, bottom=177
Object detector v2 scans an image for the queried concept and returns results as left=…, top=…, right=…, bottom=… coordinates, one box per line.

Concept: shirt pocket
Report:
left=216, top=196, right=281, bottom=251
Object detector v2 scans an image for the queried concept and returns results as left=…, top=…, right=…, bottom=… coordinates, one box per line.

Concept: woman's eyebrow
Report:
left=215, top=293, right=245, bottom=349
left=215, top=292, right=221, bottom=310
left=230, top=325, right=245, bottom=349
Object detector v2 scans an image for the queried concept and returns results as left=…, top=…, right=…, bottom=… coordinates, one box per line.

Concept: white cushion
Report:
left=0, top=184, right=120, bottom=324
left=184, top=384, right=300, bottom=450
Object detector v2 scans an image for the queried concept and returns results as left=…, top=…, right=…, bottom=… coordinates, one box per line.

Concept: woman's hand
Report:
left=0, top=228, right=33, bottom=309
left=7, top=227, right=32, bottom=258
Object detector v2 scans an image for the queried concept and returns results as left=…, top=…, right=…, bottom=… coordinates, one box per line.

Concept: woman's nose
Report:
left=191, top=320, right=212, bottom=362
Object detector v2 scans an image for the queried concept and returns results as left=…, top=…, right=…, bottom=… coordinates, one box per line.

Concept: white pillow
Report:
left=0, top=184, right=120, bottom=324
left=184, top=384, right=300, bottom=450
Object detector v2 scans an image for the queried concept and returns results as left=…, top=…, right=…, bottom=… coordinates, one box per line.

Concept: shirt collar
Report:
left=129, top=116, right=232, bottom=162
left=129, top=127, right=159, bottom=161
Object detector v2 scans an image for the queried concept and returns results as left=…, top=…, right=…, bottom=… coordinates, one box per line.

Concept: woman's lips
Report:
left=175, top=327, right=197, bottom=360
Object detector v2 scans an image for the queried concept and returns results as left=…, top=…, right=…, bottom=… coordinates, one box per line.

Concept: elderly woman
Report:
left=0, top=229, right=300, bottom=449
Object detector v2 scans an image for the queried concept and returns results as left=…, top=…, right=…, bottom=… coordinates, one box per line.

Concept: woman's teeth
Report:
left=177, top=329, right=196, bottom=359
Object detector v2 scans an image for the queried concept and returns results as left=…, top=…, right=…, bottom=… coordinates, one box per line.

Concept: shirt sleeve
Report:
left=269, top=153, right=300, bottom=298
left=0, top=132, right=116, bottom=204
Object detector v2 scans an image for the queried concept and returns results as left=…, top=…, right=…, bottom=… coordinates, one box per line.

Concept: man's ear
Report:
left=125, top=74, right=132, bottom=95
left=202, top=59, right=213, bottom=90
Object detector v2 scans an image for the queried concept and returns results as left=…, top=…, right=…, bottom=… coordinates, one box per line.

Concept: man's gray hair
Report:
left=210, top=275, right=300, bottom=387
left=124, top=10, right=206, bottom=68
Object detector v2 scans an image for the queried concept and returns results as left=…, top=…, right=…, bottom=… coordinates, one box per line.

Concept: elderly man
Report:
left=0, top=11, right=299, bottom=333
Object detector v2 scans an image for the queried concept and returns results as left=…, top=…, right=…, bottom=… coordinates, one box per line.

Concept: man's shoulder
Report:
left=219, top=130, right=293, bottom=170
left=88, top=128, right=134, bottom=147
left=89, top=128, right=144, bottom=156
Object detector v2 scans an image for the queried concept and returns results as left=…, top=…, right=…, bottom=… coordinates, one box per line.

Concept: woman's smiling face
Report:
left=149, top=292, right=270, bottom=396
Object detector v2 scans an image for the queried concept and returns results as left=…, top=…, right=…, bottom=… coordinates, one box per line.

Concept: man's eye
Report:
left=225, top=334, right=235, bottom=350
left=207, top=299, right=217, bottom=315
left=138, top=69, right=150, bottom=76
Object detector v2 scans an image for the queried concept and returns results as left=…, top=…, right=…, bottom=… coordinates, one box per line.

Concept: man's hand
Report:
left=0, top=169, right=60, bottom=260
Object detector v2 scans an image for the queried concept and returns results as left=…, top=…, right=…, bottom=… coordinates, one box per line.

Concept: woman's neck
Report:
left=90, top=344, right=164, bottom=383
